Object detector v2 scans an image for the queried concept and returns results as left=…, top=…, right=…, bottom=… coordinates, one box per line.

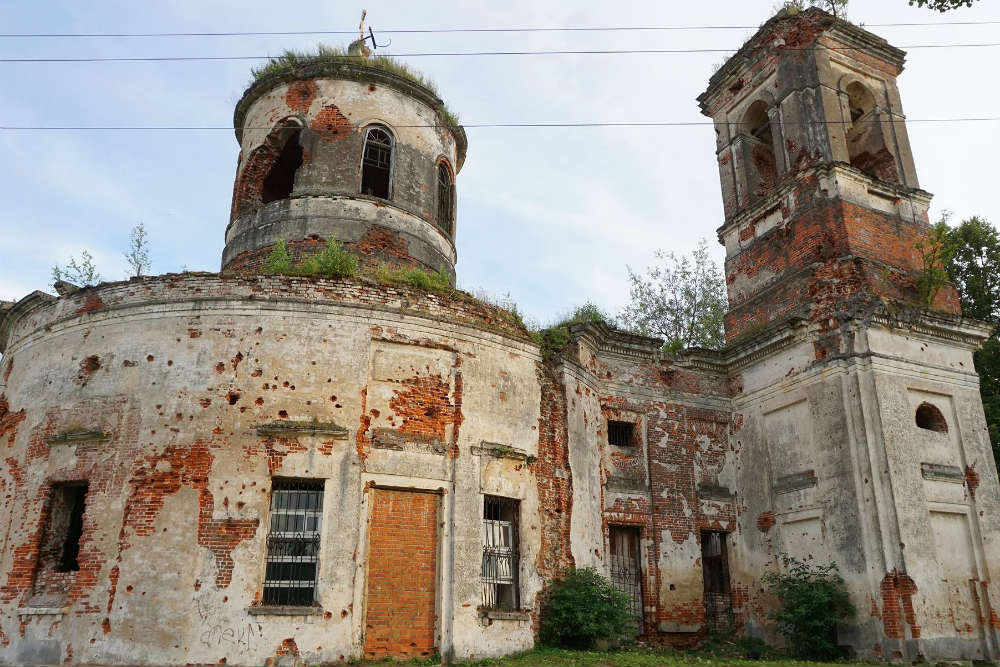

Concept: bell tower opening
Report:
left=261, top=128, right=304, bottom=204
left=742, top=100, right=778, bottom=201
left=361, top=126, right=393, bottom=199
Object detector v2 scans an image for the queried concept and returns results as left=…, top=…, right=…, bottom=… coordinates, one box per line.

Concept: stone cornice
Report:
left=870, top=304, right=994, bottom=350
left=568, top=321, right=663, bottom=361
left=0, top=290, right=56, bottom=355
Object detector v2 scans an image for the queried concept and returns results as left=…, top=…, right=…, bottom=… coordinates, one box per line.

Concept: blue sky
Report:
left=1, top=0, right=998, bottom=326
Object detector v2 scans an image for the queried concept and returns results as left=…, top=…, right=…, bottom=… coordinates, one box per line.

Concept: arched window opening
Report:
left=846, top=82, right=875, bottom=124
left=742, top=101, right=778, bottom=198
left=845, top=82, right=898, bottom=183
left=915, top=402, right=948, bottom=433
left=361, top=126, right=393, bottom=199
left=436, top=161, right=454, bottom=235
left=261, top=128, right=303, bottom=204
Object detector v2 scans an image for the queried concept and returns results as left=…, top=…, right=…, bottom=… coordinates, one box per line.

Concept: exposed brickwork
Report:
left=756, top=511, right=775, bottom=532
left=0, top=395, right=25, bottom=445
left=531, top=363, right=575, bottom=631
left=363, top=489, right=438, bottom=660
left=881, top=570, right=920, bottom=640
left=310, top=104, right=353, bottom=143
left=284, top=80, right=316, bottom=114
left=389, top=375, right=458, bottom=441
left=230, top=123, right=294, bottom=223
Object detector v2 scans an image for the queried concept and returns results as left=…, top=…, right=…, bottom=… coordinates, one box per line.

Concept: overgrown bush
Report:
left=540, top=568, right=634, bottom=649
left=531, top=302, right=613, bottom=360
left=262, top=238, right=357, bottom=279
left=300, top=238, right=358, bottom=278
left=761, top=554, right=855, bottom=660
left=375, top=264, right=451, bottom=292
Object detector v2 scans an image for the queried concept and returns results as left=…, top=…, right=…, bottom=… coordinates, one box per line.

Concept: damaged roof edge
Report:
left=0, top=291, right=56, bottom=355
left=697, top=7, right=905, bottom=115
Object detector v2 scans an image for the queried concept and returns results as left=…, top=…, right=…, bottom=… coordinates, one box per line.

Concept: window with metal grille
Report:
left=436, top=161, right=454, bottom=235
left=361, top=126, right=393, bottom=198
left=608, top=420, right=635, bottom=448
left=482, top=496, right=519, bottom=610
left=262, top=479, right=324, bottom=606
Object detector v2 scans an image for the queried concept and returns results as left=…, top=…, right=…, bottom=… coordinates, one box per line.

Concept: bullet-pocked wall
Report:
left=0, top=275, right=549, bottom=666
left=223, top=62, right=468, bottom=283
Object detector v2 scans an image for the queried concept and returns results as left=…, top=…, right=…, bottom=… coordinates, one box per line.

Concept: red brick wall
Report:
left=364, top=489, right=438, bottom=660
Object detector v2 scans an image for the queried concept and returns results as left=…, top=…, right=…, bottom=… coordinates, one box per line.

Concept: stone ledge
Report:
left=44, top=429, right=110, bottom=445
left=18, top=607, right=68, bottom=617
left=774, top=470, right=817, bottom=495
left=478, top=608, right=531, bottom=621
left=605, top=476, right=647, bottom=493
left=246, top=605, right=323, bottom=616
left=659, top=621, right=701, bottom=633
left=472, top=441, right=534, bottom=462
left=697, top=483, right=734, bottom=502
left=255, top=421, right=348, bottom=438
left=921, top=462, right=965, bottom=484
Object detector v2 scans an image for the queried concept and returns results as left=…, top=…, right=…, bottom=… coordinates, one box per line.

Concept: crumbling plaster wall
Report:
left=0, top=274, right=547, bottom=666
left=732, top=321, right=1000, bottom=662
left=224, top=77, right=459, bottom=279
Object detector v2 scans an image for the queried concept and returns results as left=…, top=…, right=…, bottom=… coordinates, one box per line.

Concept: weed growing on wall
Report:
left=540, top=568, right=634, bottom=649
left=761, top=554, right=855, bottom=660
left=262, top=238, right=357, bottom=278
left=375, top=264, right=451, bottom=292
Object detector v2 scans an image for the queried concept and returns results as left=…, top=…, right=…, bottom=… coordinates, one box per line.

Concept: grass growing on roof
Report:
left=250, top=44, right=461, bottom=128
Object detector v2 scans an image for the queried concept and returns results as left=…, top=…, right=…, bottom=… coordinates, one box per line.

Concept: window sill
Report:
left=18, top=607, right=68, bottom=617
left=477, top=608, right=531, bottom=621
left=247, top=605, right=323, bottom=616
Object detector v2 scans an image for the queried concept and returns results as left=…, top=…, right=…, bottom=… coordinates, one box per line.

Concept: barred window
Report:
left=361, top=126, right=393, bottom=199
left=608, top=420, right=635, bottom=448
left=482, top=496, right=519, bottom=610
left=436, top=161, right=454, bottom=235
left=262, top=480, right=324, bottom=606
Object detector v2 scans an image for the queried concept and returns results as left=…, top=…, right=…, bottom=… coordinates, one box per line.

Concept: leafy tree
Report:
left=916, top=214, right=958, bottom=307
left=762, top=555, right=855, bottom=660
left=619, top=240, right=727, bottom=353
left=943, top=216, right=1000, bottom=469
left=124, top=222, right=151, bottom=277
left=52, top=250, right=101, bottom=286
left=540, top=568, right=634, bottom=648
left=909, top=0, right=979, bottom=9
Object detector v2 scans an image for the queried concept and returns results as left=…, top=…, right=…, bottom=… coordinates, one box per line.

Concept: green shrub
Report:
left=761, top=554, right=855, bottom=660
left=262, top=237, right=358, bottom=279
left=531, top=302, right=614, bottom=360
left=300, top=238, right=357, bottom=278
left=263, top=239, right=292, bottom=274
left=540, top=568, right=634, bottom=649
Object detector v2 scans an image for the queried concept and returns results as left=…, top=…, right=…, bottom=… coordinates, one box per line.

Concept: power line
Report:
left=2, top=118, right=998, bottom=131
left=2, top=20, right=1000, bottom=39
left=1, top=43, right=999, bottom=63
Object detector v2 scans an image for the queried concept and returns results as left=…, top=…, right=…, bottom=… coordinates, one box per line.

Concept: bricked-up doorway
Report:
left=364, top=488, right=439, bottom=660
left=609, top=526, right=643, bottom=633
left=701, top=531, right=732, bottom=629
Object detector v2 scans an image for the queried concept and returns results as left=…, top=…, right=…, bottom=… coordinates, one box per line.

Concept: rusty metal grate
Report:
left=436, top=161, right=454, bottom=235
left=482, top=495, right=520, bottom=610
left=262, top=479, right=324, bottom=606
left=607, top=420, right=634, bottom=448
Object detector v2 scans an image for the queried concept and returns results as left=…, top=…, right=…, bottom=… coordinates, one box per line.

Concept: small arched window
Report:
left=742, top=101, right=778, bottom=197
left=361, top=126, right=393, bottom=199
left=436, top=161, right=454, bottom=235
left=915, top=402, right=948, bottom=433
left=261, top=128, right=303, bottom=204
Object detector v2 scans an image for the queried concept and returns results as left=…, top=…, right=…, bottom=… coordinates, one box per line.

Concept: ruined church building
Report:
left=1, top=7, right=998, bottom=665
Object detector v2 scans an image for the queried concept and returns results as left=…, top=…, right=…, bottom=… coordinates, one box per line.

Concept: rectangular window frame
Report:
left=261, top=479, right=325, bottom=607
left=481, top=495, right=520, bottom=611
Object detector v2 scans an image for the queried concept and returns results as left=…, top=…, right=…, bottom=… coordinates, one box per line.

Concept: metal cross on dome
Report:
left=358, top=8, right=390, bottom=50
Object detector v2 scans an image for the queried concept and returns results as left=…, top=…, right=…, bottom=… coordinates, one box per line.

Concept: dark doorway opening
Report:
left=701, top=530, right=732, bottom=630
left=261, top=129, right=303, bottom=204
